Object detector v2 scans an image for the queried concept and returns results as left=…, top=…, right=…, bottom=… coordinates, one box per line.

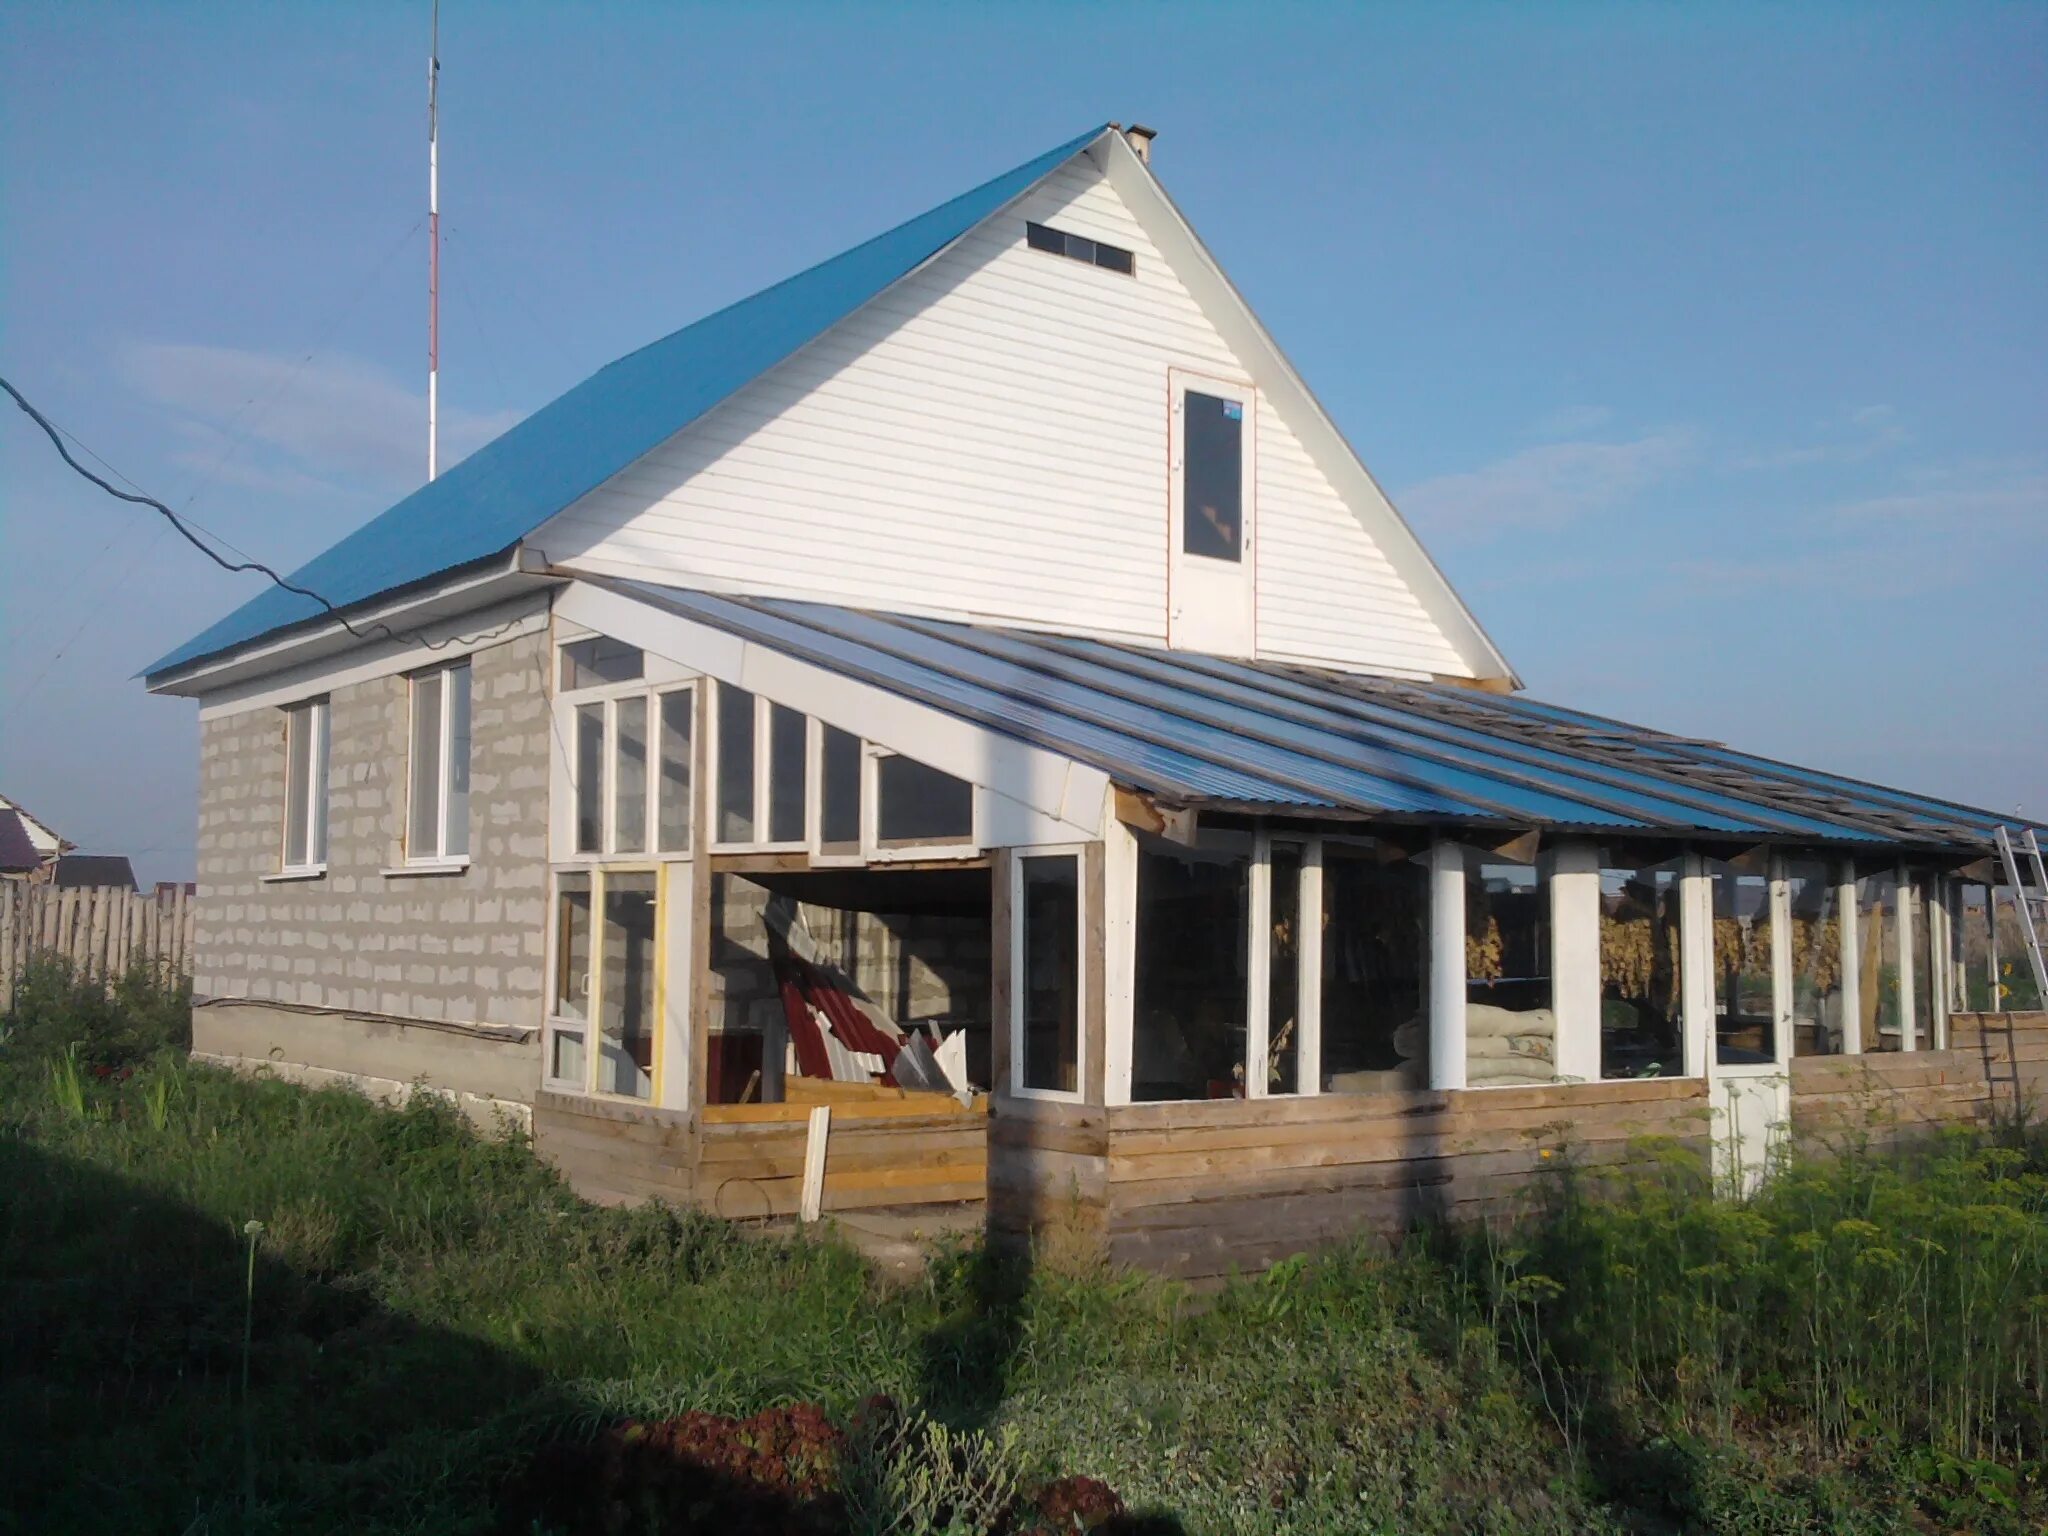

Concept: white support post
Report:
left=1769, top=854, right=1794, bottom=1069
left=1101, top=812, right=1138, bottom=1106
left=1549, top=841, right=1602, bottom=1083
left=1299, top=839, right=1324, bottom=1096
left=1837, top=861, right=1862, bottom=1055
left=1931, top=877, right=1953, bottom=1051
left=1682, top=854, right=1713, bottom=1079
left=1246, top=831, right=1273, bottom=1098
left=1428, top=838, right=1467, bottom=1091
left=1896, top=866, right=1917, bottom=1052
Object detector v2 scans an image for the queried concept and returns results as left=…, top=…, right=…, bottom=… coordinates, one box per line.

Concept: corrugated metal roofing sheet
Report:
left=614, top=580, right=2040, bottom=853
left=143, top=126, right=1111, bottom=680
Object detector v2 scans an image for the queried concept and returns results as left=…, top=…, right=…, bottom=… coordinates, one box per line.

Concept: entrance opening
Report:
left=707, top=867, right=992, bottom=1105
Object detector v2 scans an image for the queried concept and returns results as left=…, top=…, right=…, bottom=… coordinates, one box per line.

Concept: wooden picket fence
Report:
left=0, top=881, right=195, bottom=1013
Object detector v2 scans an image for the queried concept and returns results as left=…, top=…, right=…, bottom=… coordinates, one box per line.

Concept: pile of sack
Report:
left=1390, top=1003, right=1556, bottom=1087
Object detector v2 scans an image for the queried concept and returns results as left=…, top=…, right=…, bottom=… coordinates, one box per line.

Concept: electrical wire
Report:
left=2, top=373, right=534, bottom=659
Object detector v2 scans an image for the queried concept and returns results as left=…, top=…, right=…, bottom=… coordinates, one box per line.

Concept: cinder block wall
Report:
left=191, top=629, right=551, bottom=1104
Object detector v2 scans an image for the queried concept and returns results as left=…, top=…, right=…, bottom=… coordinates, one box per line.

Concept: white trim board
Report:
left=553, top=580, right=1105, bottom=843
left=194, top=594, right=549, bottom=720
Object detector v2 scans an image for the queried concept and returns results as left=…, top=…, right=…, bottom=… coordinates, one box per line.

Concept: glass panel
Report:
left=1958, top=883, right=1995, bottom=1011
left=1133, top=834, right=1249, bottom=1101
left=716, top=683, right=756, bottom=843
left=1909, top=877, right=1932, bottom=1047
left=1025, top=221, right=1062, bottom=254
left=550, top=872, right=592, bottom=1088
left=1707, top=860, right=1774, bottom=1065
left=598, top=871, right=657, bottom=1099
left=1991, top=888, right=2043, bottom=1009
left=308, top=703, right=328, bottom=865
left=407, top=671, right=442, bottom=858
left=768, top=704, right=807, bottom=844
left=444, top=663, right=471, bottom=857
left=1264, top=844, right=1302, bottom=1095
left=1019, top=855, right=1081, bottom=1094
left=553, top=873, right=592, bottom=1021
left=614, top=696, right=648, bottom=854
left=1321, top=845, right=1427, bottom=1092
left=558, top=636, right=644, bottom=690
left=1787, top=860, right=1844, bottom=1055
left=820, top=726, right=862, bottom=848
left=549, top=1026, right=586, bottom=1086
left=657, top=690, right=693, bottom=855
left=1093, top=242, right=1135, bottom=275
left=1855, top=868, right=1902, bottom=1050
left=1466, top=858, right=1554, bottom=1086
left=1182, top=390, right=1244, bottom=562
left=875, top=754, right=973, bottom=845
left=1599, top=857, right=1685, bottom=1078
left=574, top=703, right=606, bottom=854
left=284, top=704, right=312, bottom=868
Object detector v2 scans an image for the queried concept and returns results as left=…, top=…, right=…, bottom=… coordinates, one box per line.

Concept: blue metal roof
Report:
left=144, top=126, right=1111, bottom=679
left=614, top=580, right=2040, bottom=853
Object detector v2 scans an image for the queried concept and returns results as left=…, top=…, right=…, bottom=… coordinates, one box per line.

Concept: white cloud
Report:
left=1398, top=429, right=1699, bottom=537
left=1830, top=462, right=2046, bottom=527
left=1527, top=404, right=1614, bottom=440
left=1728, top=404, right=1909, bottom=471
left=117, top=341, right=522, bottom=495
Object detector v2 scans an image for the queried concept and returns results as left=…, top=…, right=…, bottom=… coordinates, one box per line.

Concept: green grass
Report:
left=2, top=957, right=2044, bottom=1534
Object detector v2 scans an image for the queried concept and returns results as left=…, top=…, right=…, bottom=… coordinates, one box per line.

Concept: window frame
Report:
left=541, top=861, right=666, bottom=1104
left=867, top=745, right=978, bottom=860
left=1009, top=845, right=1090, bottom=1104
left=709, top=681, right=808, bottom=855
left=559, top=676, right=696, bottom=864
left=405, top=660, right=471, bottom=866
left=279, top=696, right=331, bottom=875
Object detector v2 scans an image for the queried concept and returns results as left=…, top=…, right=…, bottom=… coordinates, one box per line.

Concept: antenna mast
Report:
left=427, top=0, right=440, bottom=480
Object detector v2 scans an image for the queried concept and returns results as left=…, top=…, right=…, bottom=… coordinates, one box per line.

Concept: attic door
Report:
left=1167, top=370, right=1256, bottom=655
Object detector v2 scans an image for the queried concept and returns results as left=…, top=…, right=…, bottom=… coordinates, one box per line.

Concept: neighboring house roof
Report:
left=52, top=855, right=137, bottom=890
left=144, top=125, right=1113, bottom=681
left=611, top=580, right=2041, bottom=854
left=0, top=808, right=43, bottom=873
left=0, top=793, right=67, bottom=857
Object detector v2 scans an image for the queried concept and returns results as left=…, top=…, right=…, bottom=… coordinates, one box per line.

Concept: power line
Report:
left=3, top=373, right=384, bottom=642
left=2, top=373, right=529, bottom=662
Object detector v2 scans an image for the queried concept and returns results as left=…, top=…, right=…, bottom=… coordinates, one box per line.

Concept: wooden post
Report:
left=1246, top=831, right=1273, bottom=1097
left=1428, top=838, right=1467, bottom=1091
left=89, top=888, right=111, bottom=982
left=1548, top=840, right=1602, bottom=1082
left=1297, top=839, right=1324, bottom=1097
left=1769, top=854, right=1793, bottom=1068
left=799, top=1105, right=830, bottom=1222
left=0, top=882, right=14, bottom=1012
left=1682, top=854, right=1713, bottom=1079
left=1837, top=862, right=1862, bottom=1055
left=1895, top=867, right=1917, bottom=1052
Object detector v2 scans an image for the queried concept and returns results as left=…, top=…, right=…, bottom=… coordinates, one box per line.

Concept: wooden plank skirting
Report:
left=531, top=1089, right=990, bottom=1219
left=989, top=1078, right=1710, bottom=1281
left=1790, top=1012, right=2048, bottom=1151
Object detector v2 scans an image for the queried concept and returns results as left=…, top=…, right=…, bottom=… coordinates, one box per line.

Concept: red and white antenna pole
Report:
left=427, top=0, right=440, bottom=481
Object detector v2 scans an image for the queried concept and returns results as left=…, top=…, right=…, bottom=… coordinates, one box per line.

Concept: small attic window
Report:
left=1026, top=221, right=1135, bottom=276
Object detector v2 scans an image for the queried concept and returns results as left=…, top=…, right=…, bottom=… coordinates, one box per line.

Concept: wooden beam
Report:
left=1113, top=786, right=1197, bottom=846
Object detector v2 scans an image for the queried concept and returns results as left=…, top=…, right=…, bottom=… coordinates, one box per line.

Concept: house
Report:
left=0, top=795, right=72, bottom=882
left=143, top=125, right=2048, bottom=1277
left=52, top=854, right=138, bottom=891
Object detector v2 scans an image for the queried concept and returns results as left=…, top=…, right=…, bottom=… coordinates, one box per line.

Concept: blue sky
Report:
left=3, top=2, right=2043, bottom=884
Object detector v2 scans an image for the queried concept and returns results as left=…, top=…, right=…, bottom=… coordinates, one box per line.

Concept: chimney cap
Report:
left=1122, top=123, right=1157, bottom=163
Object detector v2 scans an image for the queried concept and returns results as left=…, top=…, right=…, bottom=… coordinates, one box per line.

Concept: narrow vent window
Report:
left=1025, top=221, right=1134, bottom=275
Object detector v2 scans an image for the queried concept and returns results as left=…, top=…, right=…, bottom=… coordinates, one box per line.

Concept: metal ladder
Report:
left=1982, top=823, right=2048, bottom=1122
left=1993, top=826, right=2048, bottom=1009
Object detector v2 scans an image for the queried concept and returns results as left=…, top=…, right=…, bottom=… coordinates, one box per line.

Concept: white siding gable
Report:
left=535, top=154, right=1476, bottom=681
